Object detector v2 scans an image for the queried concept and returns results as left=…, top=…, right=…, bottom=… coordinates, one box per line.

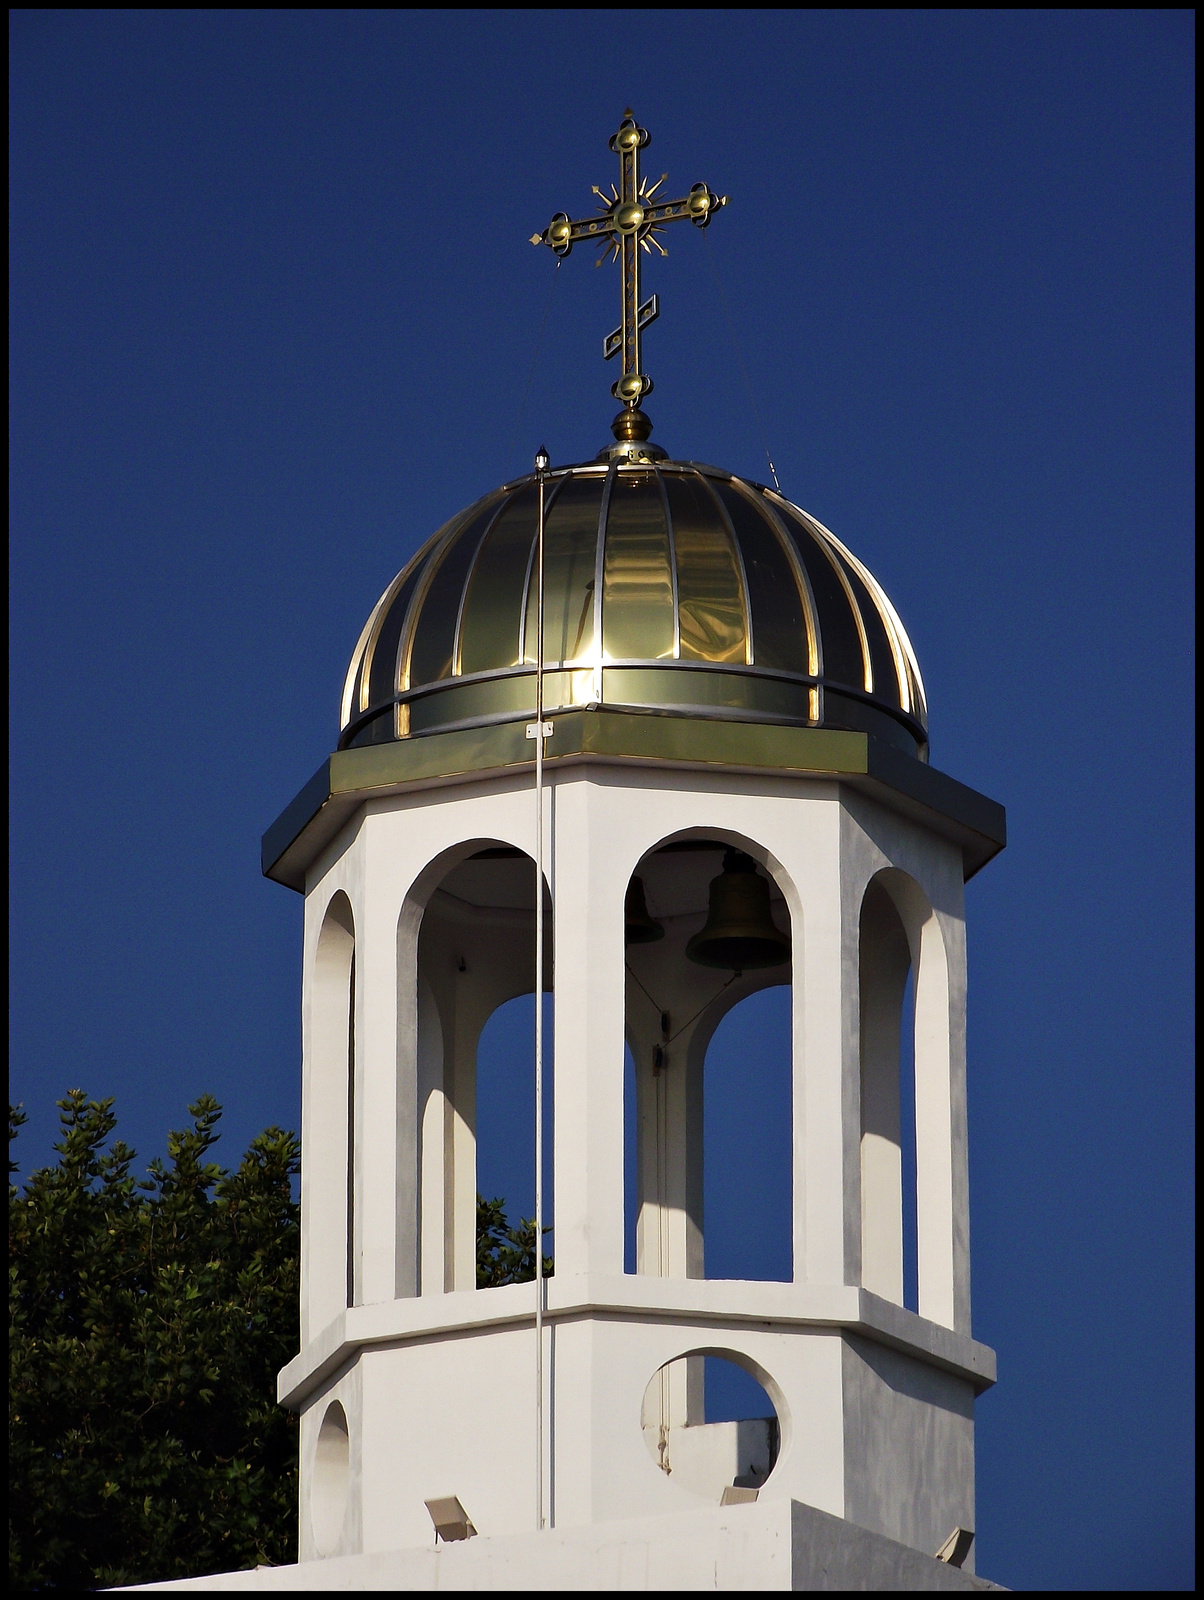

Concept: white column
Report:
left=858, top=881, right=911, bottom=1305
left=797, top=800, right=849, bottom=1287
left=551, top=773, right=625, bottom=1280
left=302, top=890, right=355, bottom=1343
left=942, top=901, right=972, bottom=1334
left=416, top=973, right=445, bottom=1296
left=357, top=834, right=408, bottom=1306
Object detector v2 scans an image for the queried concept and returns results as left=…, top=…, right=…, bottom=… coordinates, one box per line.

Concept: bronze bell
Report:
left=624, top=875, right=665, bottom=945
left=685, top=849, right=791, bottom=971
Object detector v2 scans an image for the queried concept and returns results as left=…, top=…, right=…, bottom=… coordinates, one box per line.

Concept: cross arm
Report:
left=530, top=184, right=728, bottom=259
left=641, top=185, right=729, bottom=230
left=530, top=210, right=615, bottom=257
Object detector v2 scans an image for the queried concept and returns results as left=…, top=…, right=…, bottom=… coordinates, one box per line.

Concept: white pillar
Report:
left=550, top=774, right=626, bottom=1280
left=302, top=891, right=355, bottom=1343
left=797, top=800, right=850, bottom=1287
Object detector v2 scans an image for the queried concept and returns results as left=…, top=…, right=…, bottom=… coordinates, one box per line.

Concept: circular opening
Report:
left=311, top=1400, right=350, bottom=1556
left=641, top=1352, right=781, bottom=1501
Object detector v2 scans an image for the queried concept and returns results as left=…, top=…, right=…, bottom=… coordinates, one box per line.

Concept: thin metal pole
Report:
left=533, top=446, right=548, bottom=1533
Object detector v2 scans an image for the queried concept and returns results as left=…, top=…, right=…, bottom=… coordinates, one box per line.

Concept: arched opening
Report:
left=703, top=988, right=793, bottom=1283
left=859, top=877, right=913, bottom=1309
left=414, top=845, right=552, bottom=1295
left=308, top=894, right=355, bottom=1331
left=310, top=1399, right=350, bottom=1557
left=475, top=991, right=554, bottom=1281
left=860, top=869, right=953, bottom=1323
left=640, top=1350, right=782, bottom=1501
left=623, top=838, right=793, bottom=1285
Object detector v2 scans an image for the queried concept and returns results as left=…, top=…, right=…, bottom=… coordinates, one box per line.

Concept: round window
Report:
left=641, top=1351, right=781, bottom=1500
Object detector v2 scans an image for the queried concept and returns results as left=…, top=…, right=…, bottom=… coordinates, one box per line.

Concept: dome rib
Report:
left=732, top=477, right=820, bottom=686
left=452, top=489, right=522, bottom=677
left=405, top=495, right=502, bottom=691
left=342, top=601, right=381, bottom=732
left=809, top=521, right=873, bottom=694
left=765, top=495, right=863, bottom=695
left=704, top=473, right=809, bottom=680
left=339, top=458, right=930, bottom=760
left=816, top=521, right=927, bottom=723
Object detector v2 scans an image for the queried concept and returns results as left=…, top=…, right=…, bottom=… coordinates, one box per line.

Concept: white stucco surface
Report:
left=112, top=1497, right=1005, bottom=1591
left=270, top=753, right=993, bottom=1571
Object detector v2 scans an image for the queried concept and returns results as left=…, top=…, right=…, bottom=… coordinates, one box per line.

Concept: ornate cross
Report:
left=531, top=112, right=728, bottom=413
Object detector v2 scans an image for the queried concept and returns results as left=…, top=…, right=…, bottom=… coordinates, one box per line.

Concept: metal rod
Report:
left=533, top=447, right=548, bottom=1532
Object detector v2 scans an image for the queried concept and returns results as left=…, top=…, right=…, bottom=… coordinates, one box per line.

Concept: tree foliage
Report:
left=475, top=1195, right=553, bottom=1289
left=9, top=1093, right=553, bottom=1590
left=9, top=1093, right=301, bottom=1591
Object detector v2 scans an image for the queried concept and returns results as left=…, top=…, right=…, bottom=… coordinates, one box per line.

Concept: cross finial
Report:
left=531, top=114, right=728, bottom=455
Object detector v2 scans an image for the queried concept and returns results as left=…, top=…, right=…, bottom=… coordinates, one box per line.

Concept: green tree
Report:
left=9, top=1093, right=301, bottom=1591
left=475, top=1195, right=554, bottom=1288
left=9, top=1094, right=552, bottom=1590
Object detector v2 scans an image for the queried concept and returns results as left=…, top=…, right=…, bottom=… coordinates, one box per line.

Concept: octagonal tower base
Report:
left=112, top=1497, right=1005, bottom=1591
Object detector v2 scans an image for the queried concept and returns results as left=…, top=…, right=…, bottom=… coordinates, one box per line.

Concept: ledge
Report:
left=276, top=1275, right=996, bottom=1410
left=108, top=1497, right=1007, bottom=1591
left=262, top=711, right=1005, bottom=891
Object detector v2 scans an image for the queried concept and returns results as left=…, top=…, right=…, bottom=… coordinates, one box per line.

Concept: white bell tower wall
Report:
left=273, top=718, right=1001, bottom=1570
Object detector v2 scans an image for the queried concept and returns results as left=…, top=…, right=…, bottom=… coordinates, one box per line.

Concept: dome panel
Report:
left=458, top=484, right=539, bottom=676
left=710, top=478, right=809, bottom=676
left=814, top=521, right=927, bottom=724
left=408, top=499, right=499, bottom=688
left=664, top=471, right=747, bottom=665
left=830, top=545, right=899, bottom=703
left=767, top=499, right=867, bottom=693
left=521, top=473, right=602, bottom=667
left=365, top=562, right=423, bottom=714
left=602, top=469, right=675, bottom=662
left=339, top=457, right=929, bottom=760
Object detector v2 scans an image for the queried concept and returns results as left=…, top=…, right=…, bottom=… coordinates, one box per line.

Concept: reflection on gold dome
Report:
left=340, top=458, right=928, bottom=761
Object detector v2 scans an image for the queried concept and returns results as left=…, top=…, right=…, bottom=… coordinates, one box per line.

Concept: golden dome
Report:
left=340, top=456, right=928, bottom=760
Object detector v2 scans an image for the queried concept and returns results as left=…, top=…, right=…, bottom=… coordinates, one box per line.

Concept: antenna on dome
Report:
left=530, top=113, right=728, bottom=461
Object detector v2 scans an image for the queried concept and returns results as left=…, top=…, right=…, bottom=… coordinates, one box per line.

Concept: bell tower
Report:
left=256, top=114, right=1007, bottom=1590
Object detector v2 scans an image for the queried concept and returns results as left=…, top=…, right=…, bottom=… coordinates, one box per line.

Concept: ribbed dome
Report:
left=340, top=458, right=928, bottom=759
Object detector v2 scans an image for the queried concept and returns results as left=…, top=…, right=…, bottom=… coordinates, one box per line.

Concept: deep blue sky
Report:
left=9, top=10, right=1193, bottom=1590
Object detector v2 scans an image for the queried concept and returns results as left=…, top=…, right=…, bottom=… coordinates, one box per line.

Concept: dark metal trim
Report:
left=260, top=758, right=333, bottom=883
left=338, top=652, right=928, bottom=752
left=267, top=712, right=1005, bottom=895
